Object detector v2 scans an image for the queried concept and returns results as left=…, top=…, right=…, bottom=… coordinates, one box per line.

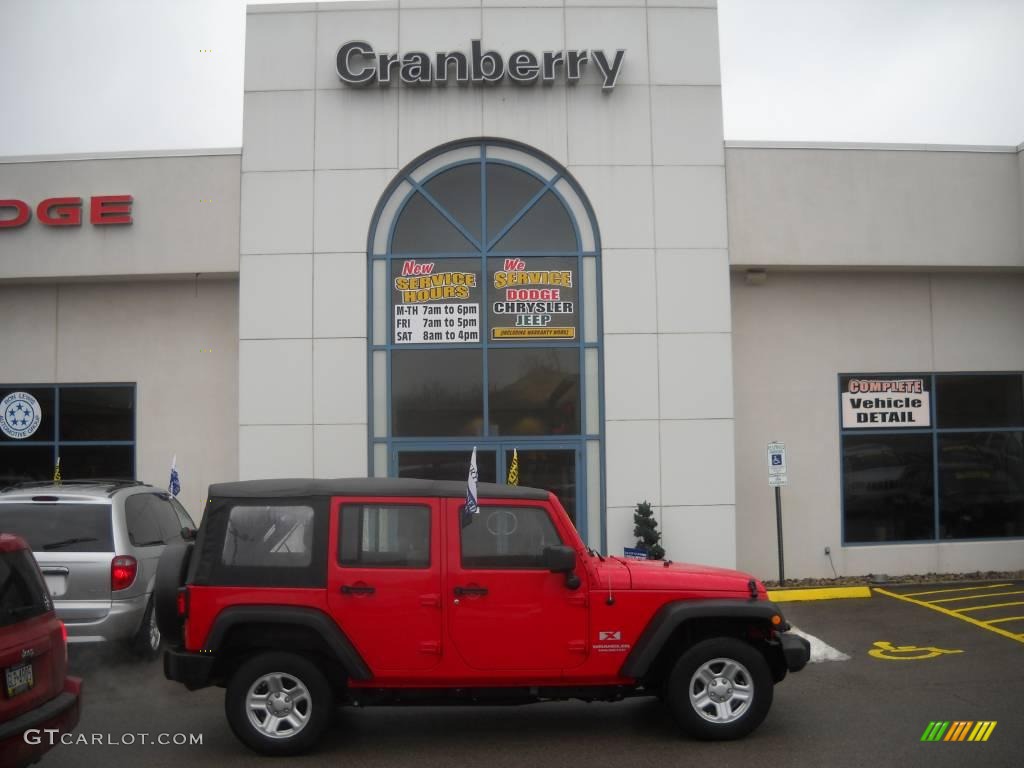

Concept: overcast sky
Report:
left=0, top=0, right=1022, bottom=157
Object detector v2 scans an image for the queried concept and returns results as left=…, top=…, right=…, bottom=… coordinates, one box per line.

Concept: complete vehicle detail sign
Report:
left=841, top=377, right=931, bottom=428
left=338, top=40, right=625, bottom=90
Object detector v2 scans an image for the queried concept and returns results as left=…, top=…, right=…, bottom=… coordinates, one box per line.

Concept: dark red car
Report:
left=0, top=534, right=81, bottom=768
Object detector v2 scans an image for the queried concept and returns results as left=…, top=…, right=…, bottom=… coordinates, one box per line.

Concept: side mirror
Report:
left=181, top=527, right=197, bottom=542
left=542, top=545, right=576, bottom=573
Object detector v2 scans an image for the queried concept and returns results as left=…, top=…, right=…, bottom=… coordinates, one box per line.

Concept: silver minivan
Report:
left=0, top=480, right=196, bottom=660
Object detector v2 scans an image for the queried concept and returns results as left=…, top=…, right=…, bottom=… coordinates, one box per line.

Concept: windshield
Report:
left=0, top=502, right=114, bottom=552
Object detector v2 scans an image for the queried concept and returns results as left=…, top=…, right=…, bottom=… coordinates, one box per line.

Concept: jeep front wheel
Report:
left=665, top=637, right=773, bottom=740
left=225, top=652, right=333, bottom=756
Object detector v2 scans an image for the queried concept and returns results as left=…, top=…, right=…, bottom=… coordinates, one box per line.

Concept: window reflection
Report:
left=939, top=432, right=1024, bottom=539
left=489, top=349, right=579, bottom=436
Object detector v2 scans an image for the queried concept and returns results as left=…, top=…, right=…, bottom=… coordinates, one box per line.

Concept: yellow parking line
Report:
left=873, top=588, right=1024, bottom=645
left=929, top=590, right=1024, bottom=604
left=986, top=616, right=1024, bottom=625
left=956, top=600, right=1024, bottom=613
left=900, top=583, right=1011, bottom=597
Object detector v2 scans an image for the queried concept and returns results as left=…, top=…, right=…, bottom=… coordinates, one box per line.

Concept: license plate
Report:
left=5, top=662, right=34, bottom=698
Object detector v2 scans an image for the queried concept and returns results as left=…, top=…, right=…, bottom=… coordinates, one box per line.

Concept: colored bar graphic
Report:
left=921, top=721, right=996, bottom=742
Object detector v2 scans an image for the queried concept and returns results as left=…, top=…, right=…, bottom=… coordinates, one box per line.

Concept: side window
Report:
left=221, top=505, right=314, bottom=567
left=169, top=497, right=196, bottom=530
left=461, top=506, right=562, bottom=569
left=339, top=505, right=430, bottom=569
left=125, top=494, right=164, bottom=547
left=152, top=496, right=186, bottom=543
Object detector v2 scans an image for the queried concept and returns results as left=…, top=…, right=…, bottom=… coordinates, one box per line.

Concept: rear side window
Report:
left=339, top=505, right=430, bottom=568
left=125, top=495, right=164, bottom=546
left=461, top=506, right=562, bottom=569
left=0, top=549, right=51, bottom=627
left=222, top=505, right=315, bottom=568
left=0, top=503, right=114, bottom=551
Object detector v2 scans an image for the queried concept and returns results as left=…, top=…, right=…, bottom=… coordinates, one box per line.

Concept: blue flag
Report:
left=463, top=447, right=479, bottom=523
left=169, top=455, right=181, bottom=497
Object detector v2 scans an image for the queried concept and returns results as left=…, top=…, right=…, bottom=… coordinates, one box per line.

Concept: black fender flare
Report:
left=205, top=605, right=372, bottom=681
left=620, top=599, right=785, bottom=679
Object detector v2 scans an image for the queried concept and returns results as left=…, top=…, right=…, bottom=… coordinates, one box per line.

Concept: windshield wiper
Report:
left=133, top=539, right=165, bottom=547
left=42, top=536, right=99, bottom=551
left=587, top=546, right=605, bottom=562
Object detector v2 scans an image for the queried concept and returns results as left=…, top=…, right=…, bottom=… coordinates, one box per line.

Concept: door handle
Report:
left=341, top=584, right=376, bottom=595
left=454, top=585, right=488, bottom=597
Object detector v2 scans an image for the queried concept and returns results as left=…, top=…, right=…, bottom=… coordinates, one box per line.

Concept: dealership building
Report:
left=1, top=0, right=1022, bottom=579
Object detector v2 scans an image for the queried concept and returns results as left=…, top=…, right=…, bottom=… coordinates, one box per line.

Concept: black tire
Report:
left=128, top=597, right=163, bottom=661
left=225, top=652, right=333, bottom=756
left=665, top=637, right=773, bottom=741
left=154, top=542, right=192, bottom=645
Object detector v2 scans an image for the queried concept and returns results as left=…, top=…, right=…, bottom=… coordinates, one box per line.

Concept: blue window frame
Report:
left=367, top=139, right=605, bottom=548
left=839, top=372, right=1024, bottom=544
left=0, top=383, right=137, bottom=485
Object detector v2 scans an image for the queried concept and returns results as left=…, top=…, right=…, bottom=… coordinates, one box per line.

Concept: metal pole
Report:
left=775, top=485, right=785, bottom=583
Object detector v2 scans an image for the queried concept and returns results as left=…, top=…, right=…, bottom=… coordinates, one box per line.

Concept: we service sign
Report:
left=841, top=378, right=930, bottom=429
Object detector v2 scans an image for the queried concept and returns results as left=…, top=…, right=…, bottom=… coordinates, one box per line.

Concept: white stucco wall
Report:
left=0, top=152, right=240, bottom=279
left=239, top=0, right=737, bottom=565
left=731, top=271, right=1024, bottom=579
left=0, top=279, right=239, bottom=521
left=726, top=145, right=1023, bottom=269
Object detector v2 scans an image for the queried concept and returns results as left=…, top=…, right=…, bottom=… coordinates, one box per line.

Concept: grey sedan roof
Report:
left=207, top=477, right=550, bottom=501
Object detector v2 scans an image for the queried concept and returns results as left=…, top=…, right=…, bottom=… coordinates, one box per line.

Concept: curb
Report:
left=767, top=586, right=872, bottom=602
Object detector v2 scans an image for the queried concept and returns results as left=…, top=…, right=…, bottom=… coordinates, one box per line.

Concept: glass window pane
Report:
left=398, top=450, right=496, bottom=483
left=59, top=445, right=133, bottom=480
left=504, top=449, right=576, bottom=524
left=842, top=434, right=934, bottom=543
left=461, top=505, right=562, bottom=569
left=391, top=350, right=483, bottom=437
left=489, top=349, right=579, bottom=436
left=583, top=256, right=598, bottom=343
left=391, top=192, right=476, bottom=254
left=222, top=505, right=314, bottom=567
left=58, top=386, right=133, bottom=441
left=936, top=374, right=1024, bottom=429
left=0, top=445, right=53, bottom=486
left=422, top=164, right=482, bottom=243
left=1, top=387, right=55, bottom=443
left=486, top=163, right=543, bottom=245
left=125, top=495, right=164, bottom=547
left=939, top=432, right=1024, bottom=539
left=339, top=504, right=431, bottom=568
left=492, top=192, right=576, bottom=253
left=488, top=257, right=578, bottom=342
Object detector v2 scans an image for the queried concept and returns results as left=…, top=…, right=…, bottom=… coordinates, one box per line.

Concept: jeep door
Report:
left=327, top=497, right=443, bottom=673
left=445, top=498, right=588, bottom=672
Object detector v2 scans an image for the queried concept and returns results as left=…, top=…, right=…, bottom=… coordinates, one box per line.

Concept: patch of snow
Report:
left=789, top=626, right=850, bottom=662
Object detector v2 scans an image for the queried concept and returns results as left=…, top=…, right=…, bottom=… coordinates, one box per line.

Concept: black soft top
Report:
left=207, top=477, right=549, bottom=501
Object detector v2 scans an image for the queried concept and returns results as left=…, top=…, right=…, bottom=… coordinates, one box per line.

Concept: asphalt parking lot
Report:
left=39, top=582, right=1023, bottom=768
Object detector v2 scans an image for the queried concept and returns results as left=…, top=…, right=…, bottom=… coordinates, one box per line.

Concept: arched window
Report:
left=367, top=139, right=604, bottom=544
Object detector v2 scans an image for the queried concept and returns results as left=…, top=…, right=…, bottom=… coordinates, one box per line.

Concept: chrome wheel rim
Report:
left=688, top=657, right=753, bottom=724
left=245, top=672, right=312, bottom=739
left=148, top=610, right=161, bottom=650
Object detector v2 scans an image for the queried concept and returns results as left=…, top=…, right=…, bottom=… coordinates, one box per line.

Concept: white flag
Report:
left=464, top=447, right=479, bottom=517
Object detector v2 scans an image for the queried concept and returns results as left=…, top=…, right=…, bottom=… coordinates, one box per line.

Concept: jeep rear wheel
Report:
left=225, top=652, right=333, bottom=756
left=665, top=637, right=773, bottom=740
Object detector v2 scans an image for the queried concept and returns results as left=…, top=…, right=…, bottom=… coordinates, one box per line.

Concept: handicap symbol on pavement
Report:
left=868, top=641, right=964, bottom=661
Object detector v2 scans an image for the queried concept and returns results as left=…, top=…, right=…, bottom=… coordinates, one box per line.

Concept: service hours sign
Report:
left=392, top=259, right=481, bottom=344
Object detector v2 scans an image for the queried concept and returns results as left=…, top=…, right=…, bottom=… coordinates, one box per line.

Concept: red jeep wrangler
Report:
left=157, top=479, right=809, bottom=755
